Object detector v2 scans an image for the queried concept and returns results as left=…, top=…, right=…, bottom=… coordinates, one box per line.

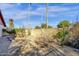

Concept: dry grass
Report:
left=10, top=28, right=59, bottom=55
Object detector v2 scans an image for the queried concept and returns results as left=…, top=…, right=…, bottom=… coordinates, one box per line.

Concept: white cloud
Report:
left=48, top=6, right=70, bottom=12
left=0, top=4, right=16, bottom=10
left=2, top=8, right=28, bottom=21
left=29, top=5, right=72, bottom=17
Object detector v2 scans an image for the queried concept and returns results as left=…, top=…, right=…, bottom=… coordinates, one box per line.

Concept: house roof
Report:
left=0, top=10, right=6, bottom=27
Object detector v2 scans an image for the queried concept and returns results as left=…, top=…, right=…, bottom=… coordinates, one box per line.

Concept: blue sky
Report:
left=0, top=3, right=79, bottom=28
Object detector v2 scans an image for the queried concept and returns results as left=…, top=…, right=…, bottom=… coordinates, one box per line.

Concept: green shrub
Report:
left=35, top=23, right=52, bottom=29
left=10, top=29, right=16, bottom=34
left=35, top=26, right=41, bottom=29
left=57, top=20, right=71, bottom=28
left=56, top=29, right=69, bottom=45
left=41, top=23, right=52, bottom=28
left=2, top=29, right=16, bottom=36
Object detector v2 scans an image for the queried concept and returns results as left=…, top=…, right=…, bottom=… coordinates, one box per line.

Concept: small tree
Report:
left=41, top=23, right=47, bottom=28
left=56, top=20, right=71, bottom=46
left=35, top=26, right=41, bottom=29
left=41, top=23, right=52, bottom=28
left=57, top=20, right=71, bottom=28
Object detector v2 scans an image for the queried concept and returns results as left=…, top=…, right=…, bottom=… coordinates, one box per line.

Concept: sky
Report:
left=0, top=3, right=79, bottom=28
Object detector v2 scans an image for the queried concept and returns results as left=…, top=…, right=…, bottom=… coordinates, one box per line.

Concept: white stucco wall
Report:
left=0, top=24, right=2, bottom=37
left=0, top=18, right=4, bottom=37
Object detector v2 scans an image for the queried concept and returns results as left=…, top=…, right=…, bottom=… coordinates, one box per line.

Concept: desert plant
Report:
left=66, top=22, right=79, bottom=48
left=28, top=29, right=31, bottom=35
left=14, top=28, right=26, bottom=37
left=55, top=20, right=71, bottom=46
left=57, top=20, right=71, bottom=28
left=56, top=29, right=69, bottom=46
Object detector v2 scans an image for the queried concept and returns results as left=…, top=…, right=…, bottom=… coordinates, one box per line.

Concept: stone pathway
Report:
left=45, top=45, right=79, bottom=56
left=0, top=36, right=21, bottom=56
left=0, top=37, right=11, bottom=53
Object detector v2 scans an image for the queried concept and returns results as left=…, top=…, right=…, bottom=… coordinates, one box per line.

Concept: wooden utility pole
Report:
left=46, top=3, right=48, bottom=29
left=28, top=3, right=31, bottom=35
left=28, top=3, right=31, bottom=29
